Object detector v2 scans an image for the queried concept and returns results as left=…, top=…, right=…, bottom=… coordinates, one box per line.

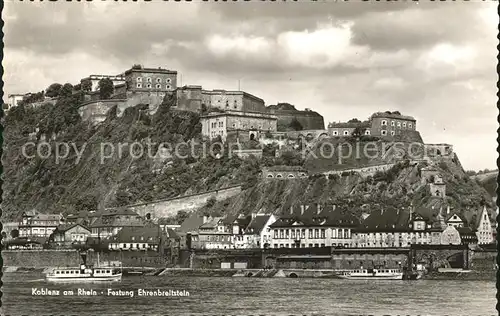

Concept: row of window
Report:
left=211, top=122, right=224, bottom=128
left=210, top=131, right=224, bottom=138
left=273, top=229, right=351, bottom=239
left=332, top=130, right=371, bottom=136
left=22, top=221, right=60, bottom=225
left=381, top=120, right=413, bottom=129
left=266, top=173, right=307, bottom=179
left=136, top=77, right=172, bottom=84
left=110, top=243, right=151, bottom=249
left=273, top=243, right=350, bottom=248
left=136, top=83, right=172, bottom=89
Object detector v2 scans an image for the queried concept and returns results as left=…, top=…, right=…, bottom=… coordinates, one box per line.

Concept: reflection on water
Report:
left=2, top=272, right=496, bottom=316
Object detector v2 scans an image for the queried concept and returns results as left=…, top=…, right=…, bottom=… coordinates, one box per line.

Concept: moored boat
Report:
left=45, top=251, right=122, bottom=283
left=336, top=268, right=403, bottom=280
left=45, top=265, right=122, bottom=282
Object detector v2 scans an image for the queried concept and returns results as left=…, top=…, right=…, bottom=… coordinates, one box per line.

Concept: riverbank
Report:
left=3, top=266, right=495, bottom=280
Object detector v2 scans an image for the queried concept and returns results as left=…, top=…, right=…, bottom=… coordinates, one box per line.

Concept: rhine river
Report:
left=1, top=272, right=496, bottom=316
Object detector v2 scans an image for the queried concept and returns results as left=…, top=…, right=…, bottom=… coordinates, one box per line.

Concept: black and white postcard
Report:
left=1, top=1, right=498, bottom=315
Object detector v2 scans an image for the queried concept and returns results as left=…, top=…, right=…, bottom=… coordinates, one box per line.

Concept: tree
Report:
left=175, top=210, right=190, bottom=225
left=60, top=83, right=74, bottom=98
left=348, top=118, right=361, bottom=123
left=81, top=79, right=92, bottom=92
left=98, top=78, right=114, bottom=100
left=46, top=83, right=62, bottom=98
left=289, top=118, right=303, bottom=131
left=10, top=229, right=19, bottom=239
left=352, top=126, right=365, bottom=137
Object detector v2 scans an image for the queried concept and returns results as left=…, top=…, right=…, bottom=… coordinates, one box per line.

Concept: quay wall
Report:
left=126, top=185, right=242, bottom=219
left=3, top=250, right=82, bottom=268
left=187, top=249, right=263, bottom=269
left=2, top=250, right=169, bottom=269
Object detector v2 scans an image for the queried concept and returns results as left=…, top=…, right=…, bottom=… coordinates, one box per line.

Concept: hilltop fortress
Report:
left=59, top=65, right=325, bottom=134
left=8, top=64, right=451, bottom=154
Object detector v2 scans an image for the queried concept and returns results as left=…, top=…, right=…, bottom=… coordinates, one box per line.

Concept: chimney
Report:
left=202, top=216, right=209, bottom=224
left=290, top=206, right=294, bottom=215
left=446, top=205, right=450, bottom=215
left=381, top=209, right=384, bottom=215
left=300, top=205, right=305, bottom=215
left=317, top=204, right=322, bottom=215
left=333, top=205, right=337, bottom=211
left=251, top=213, right=256, bottom=220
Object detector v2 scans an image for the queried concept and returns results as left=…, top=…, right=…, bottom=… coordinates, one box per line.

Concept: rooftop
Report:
left=370, top=111, right=416, bottom=121
left=244, top=215, right=273, bottom=235
left=328, top=121, right=371, bottom=128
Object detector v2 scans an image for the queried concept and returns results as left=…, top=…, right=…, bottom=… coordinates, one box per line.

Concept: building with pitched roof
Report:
left=107, top=224, right=161, bottom=251
left=18, top=210, right=63, bottom=238
left=476, top=206, right=494, bottom=244
left=49, top=223, right=91, bottom=248
left=190, top=216, right=233, bottom=249
left=241, top=214, right=276, bottom=249
left=225, top=214, right=253, bottom=249
left=353, top=207, right=435, bottom=248
left=89, top=208, right=144, bottom=238
left=270, top=204, right=359, bottom=248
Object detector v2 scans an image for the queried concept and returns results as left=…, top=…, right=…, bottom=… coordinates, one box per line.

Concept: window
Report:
left=365, top=130, right=371, bottom=135
left=166, top=85, right=171, bottom=90
left=156, top=84, right=161, bottom=89
left=390, top=131, right=395, bottom=136
left=146, top=84, right=152, bottom=88
left=381, top=130, right=387, bottom=136
left=343, top=130, right=349, bottom=136
left=166, top=78, right=172, bottom=83
left=397, top=122, right=401, bottom=128
left=146, top=77, right=152, bottom=83
left=156, top=78, right=161, bottom=83
left=381, top=120, right=387, bottom=126
left=321, top=229, right=325, bottom=239
left=137, top=77, right=142, bottom=82
left=232, top=123, right=236, bottom=128
left=402, top=122, right=407, bottom=128
left=333, top=131, right=338, bottom=136
left=408, top=123, right=412, bottom=129
left=136, top=83, right=142, bottom=88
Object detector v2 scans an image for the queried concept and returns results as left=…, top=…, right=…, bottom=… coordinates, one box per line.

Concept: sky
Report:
left=3, top=1, right=498, bottom=171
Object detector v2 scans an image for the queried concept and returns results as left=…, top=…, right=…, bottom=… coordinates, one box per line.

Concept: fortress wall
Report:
left=126, top=185, right=242, bottom=219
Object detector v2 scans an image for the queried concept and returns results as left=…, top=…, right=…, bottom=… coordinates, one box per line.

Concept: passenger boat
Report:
left=45, top=252, right=122, bottom=282
left=336, top=268, right=403, bottom=280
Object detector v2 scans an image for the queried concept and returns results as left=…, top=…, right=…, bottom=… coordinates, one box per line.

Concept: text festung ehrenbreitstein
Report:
left=31, top=287, right=190, bottom=297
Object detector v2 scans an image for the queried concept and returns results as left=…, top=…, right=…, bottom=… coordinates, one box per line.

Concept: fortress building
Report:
left=175, top=86, right=266, bottom=113
left=80, top=74, right=126, bottom=92
left=200, top=110, right=277, bottom=142
left=124, top=66, right=177, bottom=94
left=328, top=111, right=418, bottom=140
left=267, top=103, right=325, bottom=131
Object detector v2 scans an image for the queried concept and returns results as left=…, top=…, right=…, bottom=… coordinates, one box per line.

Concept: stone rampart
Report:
left=126, top=185, right=242, bottom=219
left=323, top=163, right=396, bottom=178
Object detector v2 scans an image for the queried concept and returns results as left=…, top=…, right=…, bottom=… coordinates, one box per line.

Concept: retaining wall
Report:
left=126, top=185, right=242, bottom=219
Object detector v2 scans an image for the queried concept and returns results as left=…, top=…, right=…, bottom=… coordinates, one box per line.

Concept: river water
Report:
left=1, top=272, right=496, bottom=316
